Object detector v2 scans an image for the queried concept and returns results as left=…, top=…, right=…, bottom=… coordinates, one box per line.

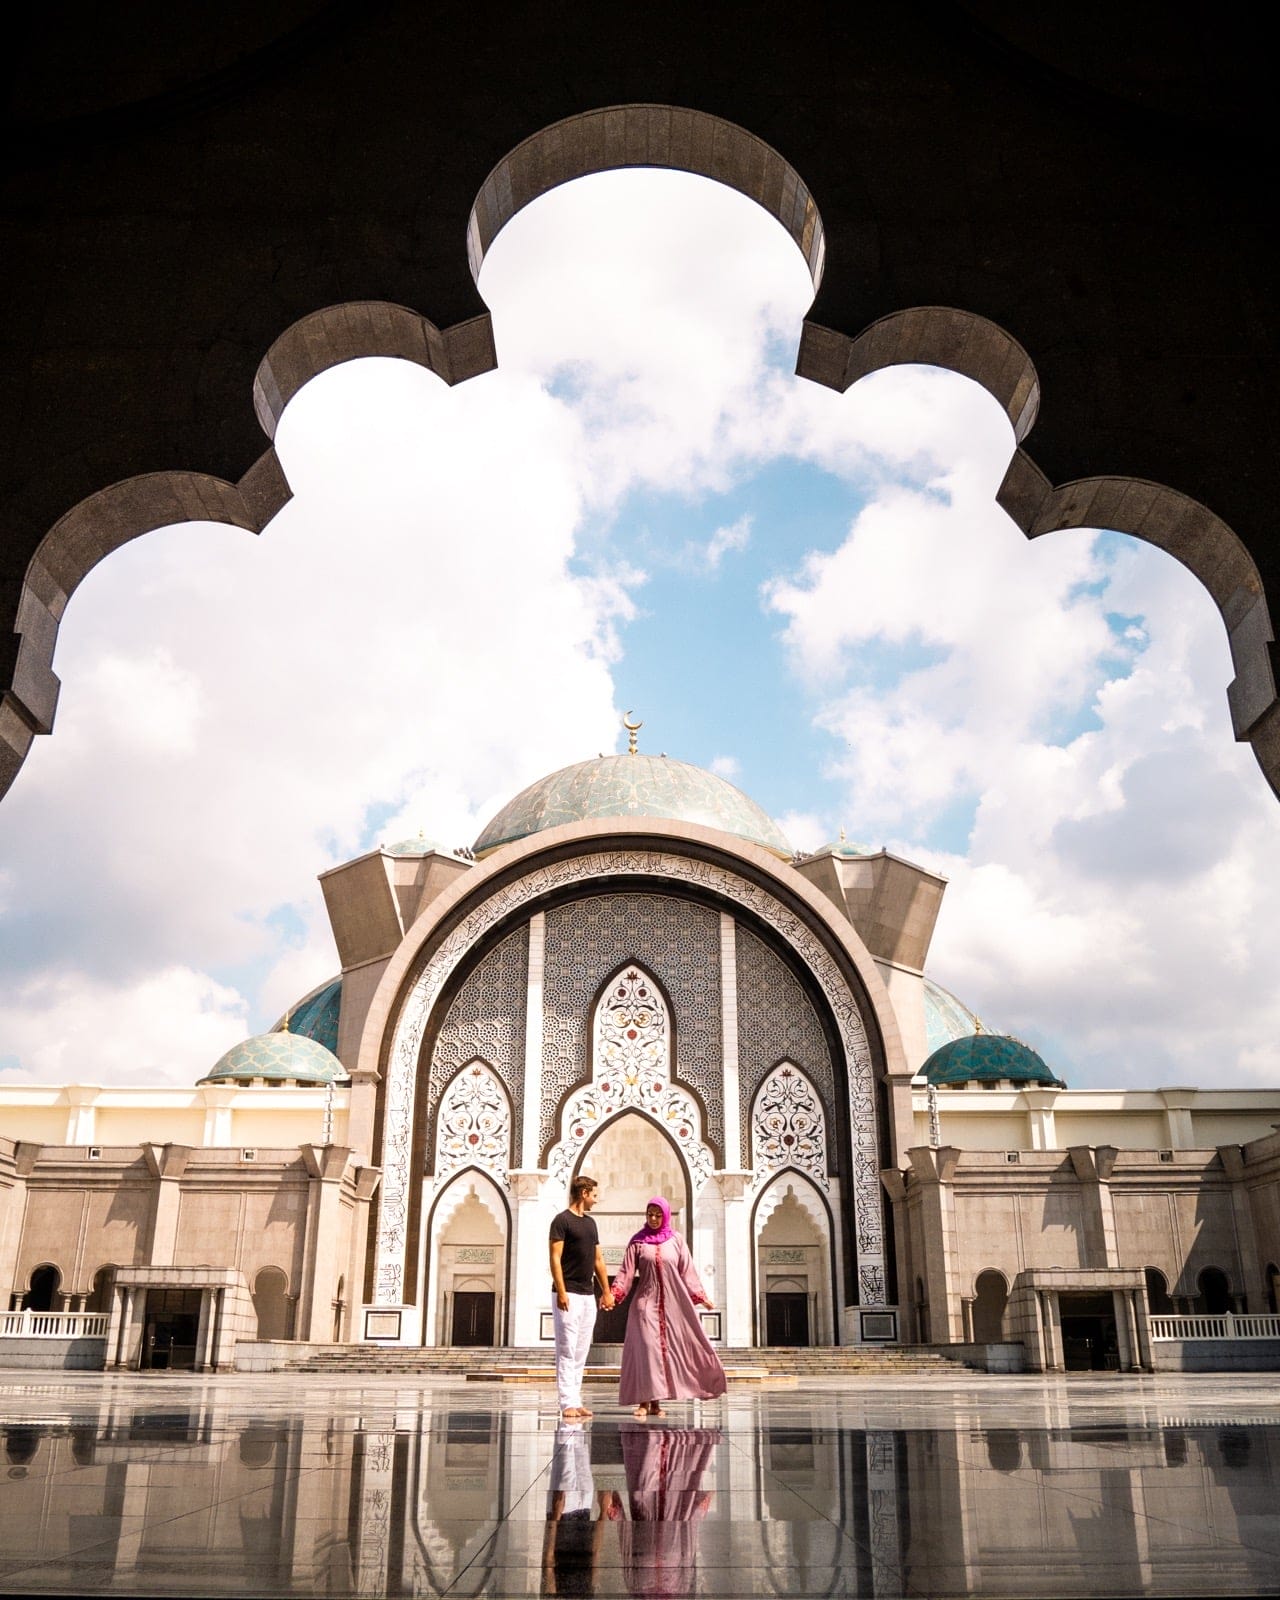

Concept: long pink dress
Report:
left=611, top=1234, right=727, bottom=1405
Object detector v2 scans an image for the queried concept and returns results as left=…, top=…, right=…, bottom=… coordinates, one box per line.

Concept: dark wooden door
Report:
left=451, top=1291, right=496, bottom=1347
left=765, top=1292, right=810, bottom=1347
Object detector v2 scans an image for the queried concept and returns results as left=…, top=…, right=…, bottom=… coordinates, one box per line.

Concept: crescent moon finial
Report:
left=621, top=710, right=643, bottom=755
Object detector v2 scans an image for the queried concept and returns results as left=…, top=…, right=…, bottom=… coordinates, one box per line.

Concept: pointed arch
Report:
left=422, top=1167, right=511, bottom=1348
left=749, top=1059, right=828, bottom=1192
left=751, top=1170, right=839, bottom=1346
left=546, top=961, right=714, bottom=1192
left=433, top=1057, right=512, bottom=1191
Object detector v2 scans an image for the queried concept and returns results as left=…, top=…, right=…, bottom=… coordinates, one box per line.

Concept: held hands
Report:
left=601, top=1292, right=616, bottom=1311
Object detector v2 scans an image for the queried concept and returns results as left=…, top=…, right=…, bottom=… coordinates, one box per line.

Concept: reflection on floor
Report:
left=1, top=1370, right=1278, bottom=1596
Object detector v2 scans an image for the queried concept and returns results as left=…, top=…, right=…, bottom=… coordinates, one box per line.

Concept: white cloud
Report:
left=704, top=515, right=752, bottom=571
left=708, top=754, right=741, bottom=780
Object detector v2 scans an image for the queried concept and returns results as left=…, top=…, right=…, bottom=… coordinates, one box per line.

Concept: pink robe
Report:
left=611, top=1234, right=727, bottom=1405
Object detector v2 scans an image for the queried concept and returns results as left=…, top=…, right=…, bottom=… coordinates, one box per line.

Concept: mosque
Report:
left=3, top=733, right=1279, bottom=1376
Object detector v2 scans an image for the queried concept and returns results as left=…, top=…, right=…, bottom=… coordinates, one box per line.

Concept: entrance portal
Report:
left=1059, top=1292, right=1119, bottom=1371
left=451, top=1291, right=496, bottom=1346
left=766, top=1291, right=810, bottom=1346
left=142, top=1288, right=202, bottom=1370
left=579, top=1111, right=689, bottom=1343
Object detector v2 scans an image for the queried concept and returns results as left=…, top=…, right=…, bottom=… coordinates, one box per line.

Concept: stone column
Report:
left=521, top=912, right=546, bottom=1169
left=509, top=1170, right=554, bottom=1347
left=719, top=914, right=742, bottom=1168
left=716, top=1171, right=753, bottom=1346
left=142, top=1144, right=190, bottom=1266
left=1113, top=1288, right=1134, bottom=1369
left=1158, top=1088, right=1197, bottom=1149
left=1068, top=1145, right=1119, bottom=1267
left=1217, top=1143, right=1266, bottom=1309
left=62, top=1086, right=99, bottom=1145
left=296, top=1145, right=353, bottom=1342
left=906, top=1146, right=963, bottom=1341
left=199, top=1085, right=236, bottom=1146
left=1022, top=1088, right=1058, bottom=1151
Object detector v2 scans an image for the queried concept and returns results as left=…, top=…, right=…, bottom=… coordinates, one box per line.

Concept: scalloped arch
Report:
left=3, top=104, right=1276, bottom=803
left=753, top=1171, right=829, bottom=1238
left=430, top=1168, right=509, bottom=1242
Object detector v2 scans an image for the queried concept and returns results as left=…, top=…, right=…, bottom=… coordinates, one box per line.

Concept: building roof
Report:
left=473, top=753, right=793, bottom=858
left=200, top=1030, right=347, bottom=1086
left=921, top=1032, right=1066, bottom=1089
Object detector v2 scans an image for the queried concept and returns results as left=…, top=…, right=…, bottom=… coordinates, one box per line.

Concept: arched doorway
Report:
left=580, top=1110, right=690, bottom=1344
left=754, top=1177, right=834, bottom=1347
left=1145, top=1267, right=1174, bottom=1315
left=428, top=1173, right=508, bottom=1347
left=972, top=1271, right=1008, bottom=1343
left=252, top=1267, right=293, bottom=1341
left=23, top=1264, right=60, bottom=1312
left=1197, top=1266, right=1232, bottom=1314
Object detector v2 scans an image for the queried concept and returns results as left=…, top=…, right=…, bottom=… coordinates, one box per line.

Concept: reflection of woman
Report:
left=611, top=1198, right=727, bottom=1417
left=619, top=1424, right=719, bottom=1598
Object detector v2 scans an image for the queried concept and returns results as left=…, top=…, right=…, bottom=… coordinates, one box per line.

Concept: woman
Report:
left=610, top=1197, right=727, bottom=1417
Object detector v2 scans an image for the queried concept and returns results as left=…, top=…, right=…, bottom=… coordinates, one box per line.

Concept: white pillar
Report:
left=719, top=914, right=741, bottom=1168
left=521, top=913, right=545, bottom=1169
left=509, top=1171, right=555, bottom=1346
left=717, top=1173, right=753, bottom=1346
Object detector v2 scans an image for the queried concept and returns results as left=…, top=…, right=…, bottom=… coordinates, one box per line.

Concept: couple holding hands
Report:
left=549, top=1174, right=727, bottom=1420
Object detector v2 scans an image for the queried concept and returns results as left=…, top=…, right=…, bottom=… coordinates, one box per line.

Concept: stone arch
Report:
left=1144, top=1265, right=1174, bottom=1315
left=546, top=961, right=715, bottom=1193
left=23, top=1263, right=61, bottom=1312
left=251, top=1266, right=293, bottom=1341
left=578, top=1107, right=693, bottom=1243
left=422, top=1168, right=509, bottom=1348
left=751, top=1171, right=838, bottom=1345
left=432, top=1057, right=513, bottom=1192
left=749, top=1060, right=829, bottom=1193
left=972, top=1268, right=1009, bottom=1343
left=1197, top=1265, right=1232, bottom=1314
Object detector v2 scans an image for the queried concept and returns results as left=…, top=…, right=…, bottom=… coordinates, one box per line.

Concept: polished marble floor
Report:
left=1, top=1367, right=1278, bottom=1597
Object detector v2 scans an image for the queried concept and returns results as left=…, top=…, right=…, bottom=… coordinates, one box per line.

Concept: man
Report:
left=549, top=1173, right=614, bottom=1420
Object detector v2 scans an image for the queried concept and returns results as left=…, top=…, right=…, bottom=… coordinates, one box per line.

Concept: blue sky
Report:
left=1, top=168, right=1278, bottom=1090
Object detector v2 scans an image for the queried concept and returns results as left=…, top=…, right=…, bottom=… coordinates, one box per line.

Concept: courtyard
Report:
left=1, top=1367, right=1277, bottom=1596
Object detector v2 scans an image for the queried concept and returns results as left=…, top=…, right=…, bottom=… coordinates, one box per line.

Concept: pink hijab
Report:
left=629, top=1195, right=676, bottom=1246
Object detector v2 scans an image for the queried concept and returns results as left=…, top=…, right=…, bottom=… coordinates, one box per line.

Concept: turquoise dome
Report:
left=200, top=1030, right=347, bottom=1087
left=284, top=976, right=341, bottom=1056
left=923, top=978, right=983, bottom=1057
left=473, top=753, right=793, bottom=858
left=921, top=1033, right=1065, bottom=1089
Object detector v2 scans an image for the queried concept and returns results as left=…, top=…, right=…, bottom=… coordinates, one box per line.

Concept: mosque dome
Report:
left=200, top=1028, right=347, bottom=1087
left=473, top=752, right=793, bottom=858
left=920, top=1033, right=1066, bottom=1090
left=922, top=978, right=984, bottom=1057
left=282, top=976, right=342, bottom=1056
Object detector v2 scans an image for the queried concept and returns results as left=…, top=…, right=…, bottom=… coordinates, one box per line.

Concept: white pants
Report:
left=552, top=1291, right=596, bottom=1411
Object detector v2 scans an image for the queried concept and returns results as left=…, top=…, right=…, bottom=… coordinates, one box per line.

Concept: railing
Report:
left=0, top=1310, right=109, bottom=1339
left=1149, top=1313, right=1280, bottom=1342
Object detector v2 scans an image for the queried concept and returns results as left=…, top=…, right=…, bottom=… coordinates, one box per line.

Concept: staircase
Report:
left=251, top=1343, right=978, bottom=1378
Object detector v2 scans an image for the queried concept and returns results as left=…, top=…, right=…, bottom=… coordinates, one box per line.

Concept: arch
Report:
left=1197, top=1265, right=1232, bottom=1315
left=1144, top=1266, right=1174, bottom=1316
left=23, top=1263, right=61, bottom=1312
left=433, top=1057, right=513, bottom=1191
left=86, top=1265, right=115, bottom=1314
left=578, top=1108, right=693, bottom=1243
left=1266, top=1263, right=1280, bottom=1315
left=545, top=961, right=715, bottom=1193
left=749, top=1059, right=829, bottom=1193
left=251, top=1266, right=293, bottom=1341
left=972, top=1269, right=1009, bottom=1343
left=421, top=1167, right=510, bottom=1349
left=751, top=1171, right=838, bottom=1346
left=368, top=830, right=891, bottom=1312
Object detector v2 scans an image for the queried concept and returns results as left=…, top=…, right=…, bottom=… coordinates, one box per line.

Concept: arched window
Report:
left=972, top=1271, right=1008, bottom=1343
left=1197, top=1266, right=1231, bottom=1315
left=1144, top=1267, right=1173, bottom=1316
left=23, top=1264, right=60, bottom=1312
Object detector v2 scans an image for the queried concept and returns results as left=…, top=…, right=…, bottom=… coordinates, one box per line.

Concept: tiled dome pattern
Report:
left=473, top=754, right=793, bottom=858
left=922, top=978, right=983, bottom=1057
left=285, top=977, right=342, bottom=1056
left=202, top=1031, right=347, bottom=1085
left=921, top=1033, right=1065, bottom=1089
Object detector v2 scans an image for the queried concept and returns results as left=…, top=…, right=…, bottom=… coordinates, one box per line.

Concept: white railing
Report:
left=0, top=1309, right=110, bottom=1339
left=1149, top=1313, right=1280, bottom=1342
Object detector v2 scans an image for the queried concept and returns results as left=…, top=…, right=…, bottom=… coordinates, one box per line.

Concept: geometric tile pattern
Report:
left=736, top=926, right=835, bottom=1172
left=541, top=892, right=722, bottom=1154
left=285, top=976, right=342, bottom=1055
left=428, top=924, right=528, bottom=1160
left=204, top=1029, right=346, bottom=1084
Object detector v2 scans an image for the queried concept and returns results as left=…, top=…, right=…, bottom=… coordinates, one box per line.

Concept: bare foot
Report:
left=633, top=1405, right=648, bottom=1418
left=562, top=1407, right=588, bottom=1419
left=648, top=1405, right=666, bottom=1417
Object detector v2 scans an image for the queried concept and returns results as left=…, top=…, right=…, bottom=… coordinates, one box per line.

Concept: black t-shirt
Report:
left=550, top=1208, right=599, bottom=1294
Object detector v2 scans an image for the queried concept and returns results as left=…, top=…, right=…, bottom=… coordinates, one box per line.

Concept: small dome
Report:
left=923, top=978, right=983, bottom=1057
left=921, top=1033, right=1066, bottom=1089
left=200, top=1030, right=347, bottom=1087
left=281, top=976, right=342, bottom=1056
left=473, top=753, right=793, bottom=858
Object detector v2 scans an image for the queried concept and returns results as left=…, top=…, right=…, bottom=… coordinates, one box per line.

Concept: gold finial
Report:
left=622, top=710, right=643, bottom=755
left=839, top=824, right=846, bottom=843
left=281, top=1007, right=291, bottom=1034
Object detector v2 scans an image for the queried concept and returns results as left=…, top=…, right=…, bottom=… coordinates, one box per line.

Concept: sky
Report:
left=1, top=168, right=1278, bottom=1092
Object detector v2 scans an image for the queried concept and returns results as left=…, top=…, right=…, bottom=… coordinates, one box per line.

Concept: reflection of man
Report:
left=541, top=1420, right=620, bottom=1596
left=549, top=1174, right=614, bottom=1420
